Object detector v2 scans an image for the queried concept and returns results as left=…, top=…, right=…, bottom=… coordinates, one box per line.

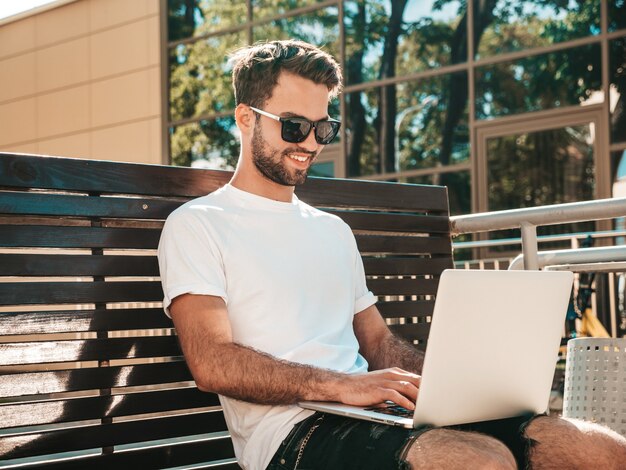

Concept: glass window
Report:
left=170, top=117, right=239, bottom=168
left=475, top=0, right=600, bottom=59
left=608, top=0, right=626, bottom=32
left=396, top=72, right=469, bottom=172
left=486, top=124, right=595, bottom=211
left=346, top=74, right=469, bottom=177
left=610, top=36, right=626, bottom=144
left=475, top=44, right=602, bottom=120
left=169, top=31, right=245, bottom=122
left=401, top=172, right=471, bottom=215
left=252, top=0, right=326, bottom=21
left=343, top=0, right=465, bottom=85
left=345, top=88, right=380, bottom=177
left=486, top=124, right=596, bottom=239
left=252, top=7, right=340, bottom=60
left=167, top=0, right=247, bottom=42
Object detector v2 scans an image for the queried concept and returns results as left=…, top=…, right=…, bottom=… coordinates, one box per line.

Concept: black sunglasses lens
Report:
left=282, top=119, right=311, bottom=143
left=315, top=121, right=340, bottom=145
left=281, top=117, right=340, bottom=144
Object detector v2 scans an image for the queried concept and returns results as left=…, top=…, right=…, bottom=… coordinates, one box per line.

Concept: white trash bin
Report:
left=563, top=337, right=626, bottom=437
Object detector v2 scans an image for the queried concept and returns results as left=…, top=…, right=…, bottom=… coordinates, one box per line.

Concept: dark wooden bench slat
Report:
left=301, top=179, right=449, bottom=212
left=2, top=153, right=449, bottom=212
left=369, top=278, right=440, bottom=296
left=28, top=436, right=236, bottom=470
left=0, top=225, right=161, bottom=249
left=0, top=336, right=181, bottom=366
left=0, top=191, right=183, bottom=219
left=363, top=257, right=453, bottom=276
left=192, top=463, right=241, bottom=470
left=1, top=191, right=449, bottom=231
left=0, top=362, right=194, bottom=398
left=332, top=210, right=450, bottom=233
left=0, top=153, right=229, bottom=198
left=0, top=222, right=446, bottom=253
left=0, top=281, right=163, bottom=306
left=0, top=387, right=219, bottom=429
left=377, top=300, right=436, bottom=318
left=204, top=462, right=241, bottom=470
left=0, top=308, right=171, bottom=335
left=0, top=254, right=450, bottom=278
left=0, top=410, right=228, bottom=460
left=0, top=254, right=159, bottom=277
left=356, top=234, right=452, bottom=254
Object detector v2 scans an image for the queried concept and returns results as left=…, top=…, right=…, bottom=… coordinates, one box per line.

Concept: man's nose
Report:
left=299, top=127, right=321, bottom=152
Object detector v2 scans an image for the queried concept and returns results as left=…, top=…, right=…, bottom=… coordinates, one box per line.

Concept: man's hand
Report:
left=336, top=367, right=421, bottom=410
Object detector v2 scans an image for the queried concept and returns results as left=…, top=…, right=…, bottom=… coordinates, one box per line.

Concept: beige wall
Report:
left=0, top=0, right=162, bottom=165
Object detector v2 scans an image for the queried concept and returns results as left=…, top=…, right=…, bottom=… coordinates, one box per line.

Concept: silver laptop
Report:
left=300, top=269, right=574, bottom=428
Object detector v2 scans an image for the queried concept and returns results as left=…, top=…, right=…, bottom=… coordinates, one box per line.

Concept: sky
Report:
left=0, top=0, right=58, bottom=21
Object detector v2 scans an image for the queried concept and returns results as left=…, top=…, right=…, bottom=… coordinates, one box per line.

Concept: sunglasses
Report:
left=249, top=106, right=341, bottom=145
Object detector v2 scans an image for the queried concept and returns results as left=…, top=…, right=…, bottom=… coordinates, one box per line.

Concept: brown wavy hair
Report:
left=230, top=40, right=342, bottom=108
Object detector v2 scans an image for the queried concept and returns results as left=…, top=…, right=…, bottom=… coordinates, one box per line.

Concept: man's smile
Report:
left=287, top=154, right=309, bottom=162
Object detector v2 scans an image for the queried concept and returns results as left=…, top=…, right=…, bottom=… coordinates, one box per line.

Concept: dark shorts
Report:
left=266, top=411, right=539, bottom=470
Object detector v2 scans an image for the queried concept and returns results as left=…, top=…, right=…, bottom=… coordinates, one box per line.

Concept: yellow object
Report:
left=578, top=308, right=610, bottom=338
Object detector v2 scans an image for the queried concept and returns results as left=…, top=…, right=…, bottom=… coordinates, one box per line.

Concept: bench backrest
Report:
left=0, top=153, right=452, bottom=468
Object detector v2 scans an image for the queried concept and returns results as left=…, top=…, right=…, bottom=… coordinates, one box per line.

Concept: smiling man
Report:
left=157, top=40, right=626, bottom=470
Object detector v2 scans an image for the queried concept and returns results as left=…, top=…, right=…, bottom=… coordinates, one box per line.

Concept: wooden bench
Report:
left=0, top=153, right=453, bottom=469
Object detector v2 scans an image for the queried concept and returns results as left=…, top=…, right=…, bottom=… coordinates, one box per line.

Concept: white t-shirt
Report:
left=157, top=184, right=377, bottom=470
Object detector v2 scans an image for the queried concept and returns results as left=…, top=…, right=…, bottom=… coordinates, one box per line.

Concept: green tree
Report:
left=168, top=0, right=246, bottom=167
left=345, top=2, right=368, bottom=176
left=376, top=0, right=409, bottom=175
left=169, top=29, right=243, bottom=167
left=168, top=0, right=202, bottom=42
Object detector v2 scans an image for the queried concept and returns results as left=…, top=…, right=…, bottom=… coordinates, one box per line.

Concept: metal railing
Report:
left=450, top=197, right=626, bottom=270
left=453, top=229, right=626, bottom=251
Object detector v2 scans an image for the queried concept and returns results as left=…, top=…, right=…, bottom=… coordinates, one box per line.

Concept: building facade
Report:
left=1, top=0, right=625, bottom=217
left=0, top=0, right=162, bottom=165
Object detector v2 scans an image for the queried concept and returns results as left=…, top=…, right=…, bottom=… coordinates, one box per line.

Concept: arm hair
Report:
left=173, top=294, right=343, bottom=405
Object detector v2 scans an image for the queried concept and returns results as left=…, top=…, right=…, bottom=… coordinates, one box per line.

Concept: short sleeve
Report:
left=157, top=209, right=228, bottom=317
left=348, top=228, right=377, bottom=314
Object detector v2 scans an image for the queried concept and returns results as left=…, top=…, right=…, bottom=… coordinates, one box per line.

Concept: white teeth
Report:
left=288, top=155, right=307, bottom=162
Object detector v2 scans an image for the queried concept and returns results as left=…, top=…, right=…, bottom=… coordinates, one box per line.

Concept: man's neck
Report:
left=229, top=169, right=295, bottom=203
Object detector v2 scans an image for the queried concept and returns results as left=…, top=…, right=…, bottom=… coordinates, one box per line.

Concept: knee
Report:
left=525, top=416, right=626, bottom=470
left=406, top=429, right=517, bottom=470
left=472, top=438, right=518, bottom=470
left=471, top=449, right=518, bottom=470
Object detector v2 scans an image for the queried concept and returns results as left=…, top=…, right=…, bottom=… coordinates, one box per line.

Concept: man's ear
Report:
left=235, top=104, right=254, bottom=136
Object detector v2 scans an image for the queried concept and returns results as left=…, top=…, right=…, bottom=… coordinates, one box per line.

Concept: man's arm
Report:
left=170, top=294, right=421, bottom=409
left=353, top=304, right=425, bottom=374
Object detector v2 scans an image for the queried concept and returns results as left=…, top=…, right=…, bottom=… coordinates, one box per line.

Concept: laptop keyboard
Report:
left=364, top=402, right=413, bottom=418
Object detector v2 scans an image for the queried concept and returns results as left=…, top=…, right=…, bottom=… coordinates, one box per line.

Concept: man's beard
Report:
left=251, top=120, right=316, bottom=186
